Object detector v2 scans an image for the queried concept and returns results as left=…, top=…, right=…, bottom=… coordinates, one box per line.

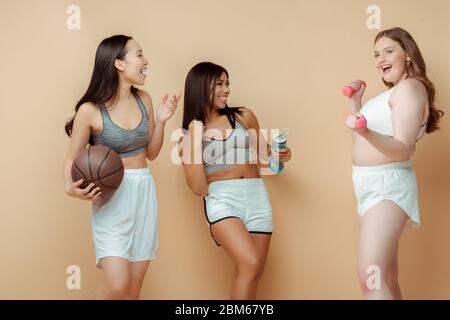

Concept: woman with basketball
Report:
left=344, top=27, right=443, bottom=299
left=63, top=35, right=179, bottom=299
left=179, top=62, right=292, bottom=299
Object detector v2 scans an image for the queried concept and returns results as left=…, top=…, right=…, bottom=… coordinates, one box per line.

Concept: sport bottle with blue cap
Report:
left=269, top=128, right=289, bottom=173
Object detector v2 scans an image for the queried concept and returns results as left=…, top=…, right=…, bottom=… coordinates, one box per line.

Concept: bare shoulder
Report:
left=236, top=107, right=259, bottom=129
left=136, top=89, right=153, bottom=107
left=76, top=102, right=99, bottom=122
left=392, top=78, right=427, bottom=101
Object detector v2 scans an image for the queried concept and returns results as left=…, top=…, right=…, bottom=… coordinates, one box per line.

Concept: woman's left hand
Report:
left=272, top=147, right=292, bottom=163
left=156, top=94, right=181, bottom=123
left=346, top=113, right=368, bottom=133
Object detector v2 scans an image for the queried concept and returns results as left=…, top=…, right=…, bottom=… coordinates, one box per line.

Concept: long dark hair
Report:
left=375, top=27, right=444, bottom=133
left=64, top=35, right=138, bottom=145
left=182, top=62, right=243, bottom=130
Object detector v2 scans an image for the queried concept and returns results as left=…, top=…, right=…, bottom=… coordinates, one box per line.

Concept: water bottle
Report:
left=269, top=128, right=289, bottom=173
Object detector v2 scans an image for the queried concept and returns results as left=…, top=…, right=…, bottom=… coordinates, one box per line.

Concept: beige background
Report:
left=0, top=0, right=449, bottom=299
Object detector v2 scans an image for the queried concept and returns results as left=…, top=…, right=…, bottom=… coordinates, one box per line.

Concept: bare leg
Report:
left=250, top=233, right=271, bottom=282
left=124, top=261, right=150, bottom=300
left=211, top=219, right=268, bottom=299
left=387, top=246, right=402, bottom=300
left=229, top=233, right=272, bottom=299
left=95, top=257, right=131, bottom=300
left=358, top=200, right=408, bottom=300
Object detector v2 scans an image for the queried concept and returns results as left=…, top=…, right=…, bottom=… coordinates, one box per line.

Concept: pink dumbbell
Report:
left=342, top=80, right=366, bottom=97
left=355, top=115, right=367, bottom=129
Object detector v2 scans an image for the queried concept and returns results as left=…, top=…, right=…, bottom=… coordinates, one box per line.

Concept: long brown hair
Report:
left=64, top=35, right=138, bottom=145
left=182, top=62, right=242, bottom=130
left=375, top=27, right=444, bottom=133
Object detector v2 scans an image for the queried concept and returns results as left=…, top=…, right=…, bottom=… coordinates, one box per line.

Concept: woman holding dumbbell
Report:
left=179, top=62, right=291, bottom=299
left=63, top=35, right=179, bottom=299
left=344, top=27, right=443, bottom=299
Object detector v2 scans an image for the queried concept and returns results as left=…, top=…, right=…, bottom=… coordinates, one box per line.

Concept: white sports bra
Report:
left=359, top=87, right=427, bottom=141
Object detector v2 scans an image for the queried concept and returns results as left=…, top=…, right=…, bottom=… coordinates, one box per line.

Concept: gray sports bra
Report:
left=202, top=119, right=256, bottom=175
left=92, top=93, right=149, bottom=158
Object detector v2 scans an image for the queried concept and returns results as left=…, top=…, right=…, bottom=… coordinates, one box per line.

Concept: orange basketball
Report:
left=71, top=145, right=124, bottom=201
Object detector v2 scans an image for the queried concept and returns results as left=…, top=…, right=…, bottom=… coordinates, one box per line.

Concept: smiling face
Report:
left=115, top=39, right=149, bottom=86
left=374, top=36, right=410, bottom=85
left=211, top=72, right=230, bottom=111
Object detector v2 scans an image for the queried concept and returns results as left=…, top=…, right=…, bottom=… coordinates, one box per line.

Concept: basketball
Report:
left=71, top=145, right=124, bottom=201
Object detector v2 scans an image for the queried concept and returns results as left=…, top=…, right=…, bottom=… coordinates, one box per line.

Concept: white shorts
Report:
left=352, top=160, right=420, bottom=228
left=204, top=178, right=273, bottom=245
left=91, top=167, right=159, bottom=268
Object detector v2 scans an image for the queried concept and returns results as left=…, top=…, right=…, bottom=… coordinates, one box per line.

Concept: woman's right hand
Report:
left=346, top=80, right=366, bottom=102
left=67, top=179, right=102, bottom=201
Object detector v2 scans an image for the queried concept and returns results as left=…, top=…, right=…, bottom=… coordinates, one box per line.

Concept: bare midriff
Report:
left=206, top=164, right=261, bottom=185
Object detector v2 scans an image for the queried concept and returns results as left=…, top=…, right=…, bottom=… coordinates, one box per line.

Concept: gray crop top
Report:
left=92, top=93, right=149, bottom=158
left=202, top=119, right=256, bottom=175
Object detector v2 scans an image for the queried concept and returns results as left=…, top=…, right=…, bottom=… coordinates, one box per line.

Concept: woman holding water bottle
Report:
left=178, top=62, right=291, bottom=299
